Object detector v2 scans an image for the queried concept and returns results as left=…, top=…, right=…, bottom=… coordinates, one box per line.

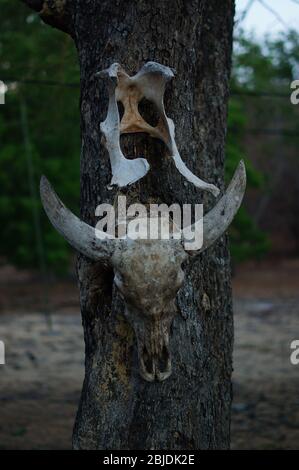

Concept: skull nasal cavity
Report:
left=157, top=345, right=170, bottom=373
left=143, top=346, right=154, bottom=374
left=138, top=98, right=160, bottom=127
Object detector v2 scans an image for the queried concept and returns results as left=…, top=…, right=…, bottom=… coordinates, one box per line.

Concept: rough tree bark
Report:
left=22, top=0, right=235, bottom=450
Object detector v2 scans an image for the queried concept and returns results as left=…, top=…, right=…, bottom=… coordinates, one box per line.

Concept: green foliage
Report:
left=0, top=1, right=80, bottom=272
left=229, top=206, right=270, bottom=262
left=226, top=96, right=269, bottom=261
left=227, top=29, right=299, bottom=262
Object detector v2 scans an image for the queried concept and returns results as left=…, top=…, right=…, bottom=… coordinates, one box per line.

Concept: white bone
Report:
left=40, top=162, right=245, bottom=261
left=167, top=118, right=220, bottom=197
left=97, top=64, right=150, bottom=188
left=182, top=160, right=246, bottom=252
left=40, top=175, right=118, bottom=263
left=97, top=62, right=219, bottom=196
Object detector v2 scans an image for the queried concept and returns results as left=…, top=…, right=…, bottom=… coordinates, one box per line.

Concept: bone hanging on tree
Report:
left=40, top=160, right=245, bottom=381
left=97, top=62, right=220, bottom=196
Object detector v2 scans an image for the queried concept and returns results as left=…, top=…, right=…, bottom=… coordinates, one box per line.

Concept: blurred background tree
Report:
left=0, top=0, right=80, bottom=273
left=228, top=29, right=299, bottom=260
left=0, top=0, right=299, bottom=272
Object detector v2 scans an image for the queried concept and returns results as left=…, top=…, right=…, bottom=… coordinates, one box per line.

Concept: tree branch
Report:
left=258, top=0, right=289, bottom=29
left=20, top=0, right=73, bottom=36
left=21, top=0, right=43, bottom=11
left=236, top=0, right=256, bottom=26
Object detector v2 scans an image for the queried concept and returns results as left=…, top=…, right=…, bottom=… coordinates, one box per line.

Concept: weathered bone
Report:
left=112, top=241, right=187, bottom=382
left=40, top=161, right=245, bottom=382
left=97, top=62, right=220, bottom=196
left=40, top=176, right=121, bottom=264
left=182, top=160, right=246, bottom=253
left=97, top=64, right=150, bottom=188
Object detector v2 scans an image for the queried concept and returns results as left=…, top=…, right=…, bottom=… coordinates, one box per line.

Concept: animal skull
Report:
left=97, top=62, right=220, bottom=196
left=112, top=239, right=187, bottom=381
left=40, top=161, right=246, bottom=381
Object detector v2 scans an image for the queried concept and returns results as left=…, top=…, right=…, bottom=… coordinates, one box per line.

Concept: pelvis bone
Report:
left=40, top=161, right=246, bottom=382
left=97, top=62, right=220, bottom=196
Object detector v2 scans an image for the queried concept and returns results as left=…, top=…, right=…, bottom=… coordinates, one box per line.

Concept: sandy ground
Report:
left=0, top=259, right=299, bottom=449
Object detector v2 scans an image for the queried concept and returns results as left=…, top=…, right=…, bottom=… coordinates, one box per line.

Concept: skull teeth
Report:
left=139, top=333, right=171, bottom=382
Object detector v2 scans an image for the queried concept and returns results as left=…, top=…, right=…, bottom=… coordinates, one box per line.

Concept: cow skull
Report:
left=40, top=161, right=246, bottom=381
left=97, top=62, right=220, bottom=196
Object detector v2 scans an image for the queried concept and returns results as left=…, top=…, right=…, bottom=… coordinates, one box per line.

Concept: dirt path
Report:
left=0, top=259, right=299, bottom=449
left=0, top=313, right=83, bottom=449
left=232, top=297, right=299, bottom=449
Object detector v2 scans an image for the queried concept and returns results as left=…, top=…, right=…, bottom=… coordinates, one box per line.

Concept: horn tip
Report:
left=239, top=159, right=246, bottom=171
left=238, top=159, right=247, bottom=185
left=40, top=175, right=50, bottom=195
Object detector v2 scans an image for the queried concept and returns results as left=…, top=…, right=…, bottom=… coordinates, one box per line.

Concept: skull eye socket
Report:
left=138, top=98, right=160, bottom=127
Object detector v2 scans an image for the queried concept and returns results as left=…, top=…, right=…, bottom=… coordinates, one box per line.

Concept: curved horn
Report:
left=40, top=176, right=117, bottom=263
left=183, top=160, right=246, bottom=253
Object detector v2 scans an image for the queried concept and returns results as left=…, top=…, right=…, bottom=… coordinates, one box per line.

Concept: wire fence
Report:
left=2, top=76, right=293, bottom=97
left=1, top=77, right=299, bottom=137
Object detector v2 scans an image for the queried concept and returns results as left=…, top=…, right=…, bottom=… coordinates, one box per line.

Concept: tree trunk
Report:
left=22, top=0, right=235, bottom=450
